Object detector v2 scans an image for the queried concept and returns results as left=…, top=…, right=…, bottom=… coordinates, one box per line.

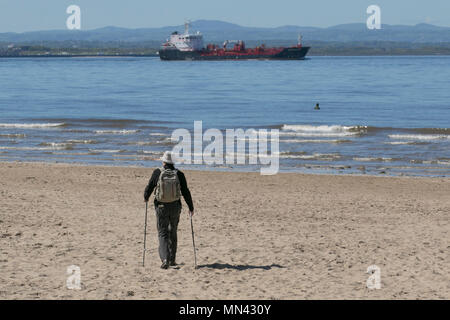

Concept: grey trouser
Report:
left=155, top=201, right=181, bottom=263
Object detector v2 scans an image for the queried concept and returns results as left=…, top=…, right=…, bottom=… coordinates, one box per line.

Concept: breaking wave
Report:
left=0, top=133, right=26, bottom=138
left=281, top=139, right=352, bottom=144
left=94, top=129, right=140, bottom=135
left=141, top=150, right=164, bottom=155
left=149, top=133, right=168, bottom=136
left=388, top=134, right=450, bottom=141
left=0, top=145, right=70, bottom=151
left=38, top=142, right=74, bottom=150
left=385, top=141, right=429, bottom=145
left=0, top=123, right=66, bottom=129
left=65, top=139, right=98, bottom=144
left=280, top=124, right=366, bottom=137
left=123, top=138, right=176, bottom=146
left=280, top=152, right=341, bottom=160
left=353, top=157, right=394, bottom=162
left=90, top=149, right=126, bottom=153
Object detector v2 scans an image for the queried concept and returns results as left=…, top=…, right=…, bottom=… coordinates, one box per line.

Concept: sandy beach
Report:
left=0, top=162, right=448, bottom=299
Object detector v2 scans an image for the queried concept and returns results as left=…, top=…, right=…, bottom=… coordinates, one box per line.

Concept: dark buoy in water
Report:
left=314, top=103, right=320, bottom=110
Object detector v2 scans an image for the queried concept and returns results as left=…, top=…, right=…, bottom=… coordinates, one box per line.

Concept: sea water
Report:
left=0, top=56, right=449, bottom=176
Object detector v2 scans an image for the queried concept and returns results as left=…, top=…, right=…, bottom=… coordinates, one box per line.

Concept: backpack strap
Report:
left=155, top=167, right=165, bottom=196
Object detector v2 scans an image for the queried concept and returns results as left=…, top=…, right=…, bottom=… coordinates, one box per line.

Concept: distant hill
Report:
left=1, top=20, right=450, bottom=44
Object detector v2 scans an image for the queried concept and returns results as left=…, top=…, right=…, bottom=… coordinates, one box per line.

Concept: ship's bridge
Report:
left=168, top=21, right=204, bottom=52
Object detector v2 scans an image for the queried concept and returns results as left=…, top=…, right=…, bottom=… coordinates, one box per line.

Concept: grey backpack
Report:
left=155, top=168, right=181, bottom=203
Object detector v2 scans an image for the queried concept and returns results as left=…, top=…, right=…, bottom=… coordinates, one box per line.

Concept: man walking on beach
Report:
left=144, top=151, right=194, bottom=269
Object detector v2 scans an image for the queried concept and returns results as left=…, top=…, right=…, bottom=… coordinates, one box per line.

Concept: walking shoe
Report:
left=160, top=260, right=169, bottom=269
left=169, top=260, right=177, bottom=267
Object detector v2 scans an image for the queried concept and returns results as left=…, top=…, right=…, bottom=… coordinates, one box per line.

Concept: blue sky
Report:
left=1, top=0, right=449, bottom=32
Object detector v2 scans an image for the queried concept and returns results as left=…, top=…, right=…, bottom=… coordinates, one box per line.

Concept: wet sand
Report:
left=0, top=162, right=449, bottom=299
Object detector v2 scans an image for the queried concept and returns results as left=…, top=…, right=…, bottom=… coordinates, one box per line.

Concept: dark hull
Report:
left=159, top=46, right=310, bottom=61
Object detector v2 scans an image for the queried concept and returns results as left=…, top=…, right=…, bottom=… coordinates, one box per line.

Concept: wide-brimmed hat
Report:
left=161, top=151, right=174, bottom=164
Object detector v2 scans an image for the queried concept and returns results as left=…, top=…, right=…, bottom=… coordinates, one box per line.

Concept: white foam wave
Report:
left=126, top=139, right=175, bottom=146
left=281, top=139, right=352, bottom=144
left=149, top=133, right=167, bottom=136
left=0, top=133, right=26, bottom=138
left=0, top=146, right=65, bottom=151
left=388, top=134, right=450, bottom=141
left=282, top=124, right=364, bottom=132
left=235, top=137, right=351, bottom=143
left=236, top=137, right=279, bottom=142
left=91, top=149, right=125, bottom=153
left=129, top=141, right=155, bottom=146
left=280, top=124, right=364, bottom=137
left=65, top=139, right=97, bottom=144
left=142, top=150, right=164, bottom=155
left=0, top=123, right=65, bottom=129
left=39, top=142, right=73, bottom=150
left=226, top=152, right=280, bottom=159
left=280, top=152, right=341, bottom=160
left=385, top=141, right=416, bottom=145
left=353, top=157, right=393, bottom=162
left=95, top=129, right=140, bottom=135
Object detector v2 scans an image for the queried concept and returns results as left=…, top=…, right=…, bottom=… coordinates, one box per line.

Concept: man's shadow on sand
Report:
left=196, top=263, right=285, bottom=271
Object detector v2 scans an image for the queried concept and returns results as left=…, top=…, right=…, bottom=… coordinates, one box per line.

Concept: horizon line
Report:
left=1, top=19, right=449, bottom=34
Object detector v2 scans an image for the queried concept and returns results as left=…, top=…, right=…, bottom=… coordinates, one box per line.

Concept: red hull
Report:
left=200, top=47, right=285, bottom=57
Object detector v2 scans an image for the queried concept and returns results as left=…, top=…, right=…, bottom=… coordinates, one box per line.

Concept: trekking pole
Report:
left=142, top=201, right=148, bottom=267
left=189, top=211, right=197, bottom=269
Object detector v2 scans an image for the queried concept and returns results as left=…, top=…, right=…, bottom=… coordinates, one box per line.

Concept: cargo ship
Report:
left=159, top=22, right=310, bottom=61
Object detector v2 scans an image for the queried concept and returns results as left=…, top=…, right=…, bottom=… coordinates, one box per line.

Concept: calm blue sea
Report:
left=0, top=56, right=449, bottom=176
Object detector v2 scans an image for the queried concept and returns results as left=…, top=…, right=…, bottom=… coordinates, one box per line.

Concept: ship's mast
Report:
left=184, top=20, right=191, bottom=35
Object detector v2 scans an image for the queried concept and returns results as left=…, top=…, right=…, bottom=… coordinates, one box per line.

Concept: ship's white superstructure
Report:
left=164, top=21, right=204, bottom=52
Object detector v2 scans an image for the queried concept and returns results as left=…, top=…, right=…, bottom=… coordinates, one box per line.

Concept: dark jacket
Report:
left=144, top=164, right=194, bottom=211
